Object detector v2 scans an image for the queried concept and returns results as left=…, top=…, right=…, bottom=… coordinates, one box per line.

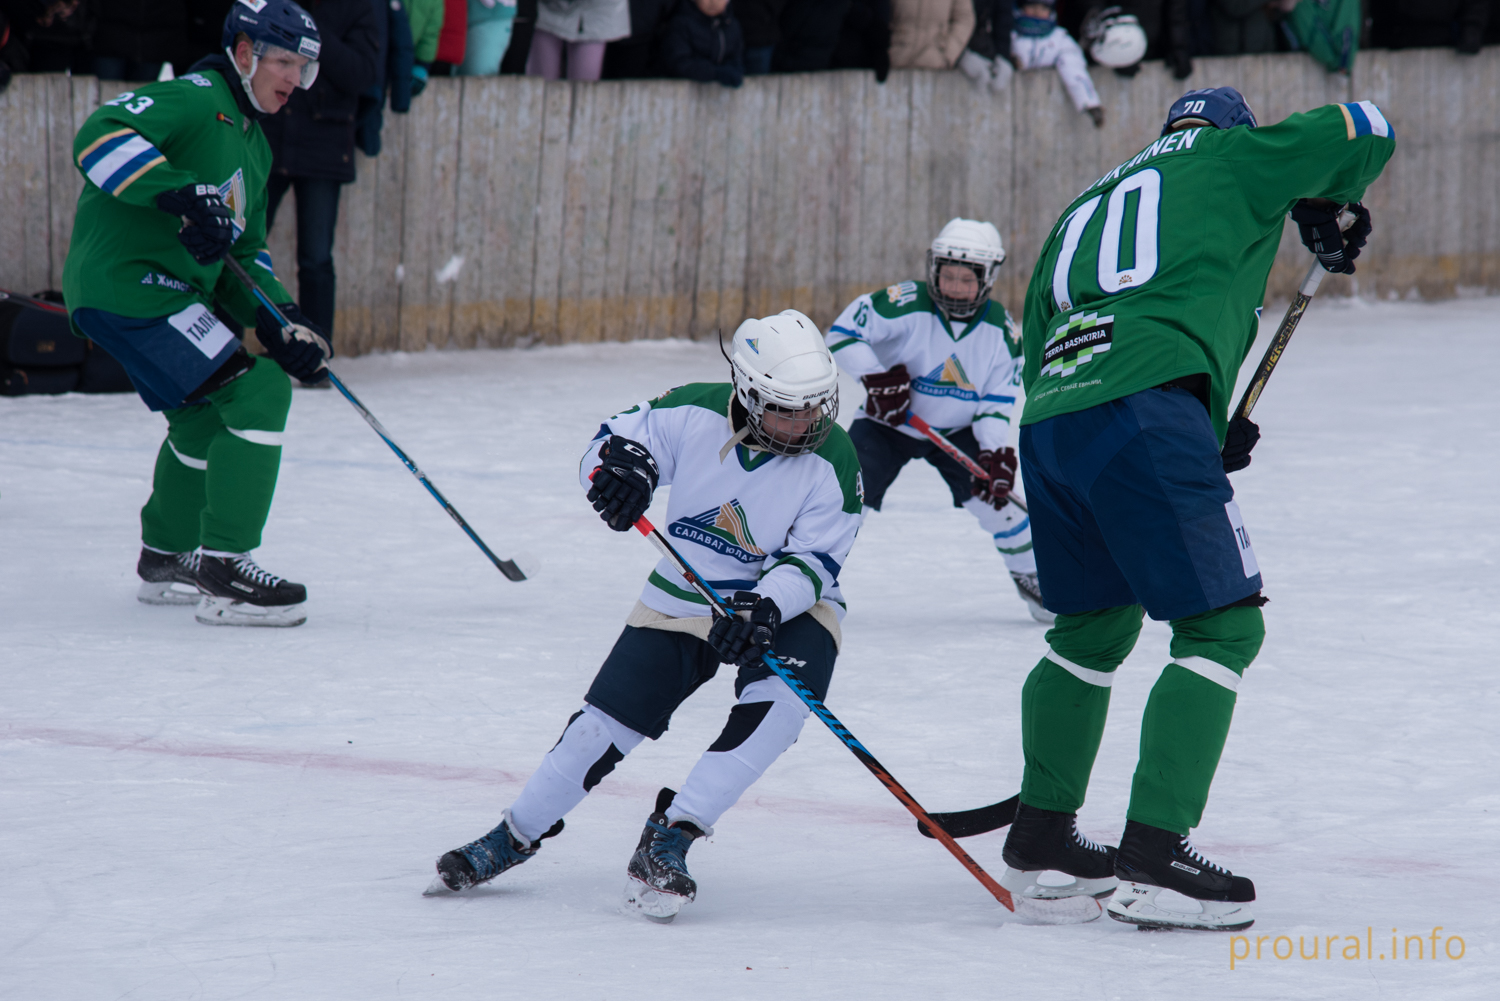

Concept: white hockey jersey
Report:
left=579, top=383, right=864, bottom=622
left=826, top=280, right=1024, bottom=453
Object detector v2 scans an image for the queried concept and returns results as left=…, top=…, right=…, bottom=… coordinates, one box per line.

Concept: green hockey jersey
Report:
left=62, top=65, right=291, bottom=325
left=1021, top=101, right=1395, bottom=441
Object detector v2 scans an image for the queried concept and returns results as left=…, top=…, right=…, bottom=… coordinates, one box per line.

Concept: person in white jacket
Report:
left=1013, top=1, right=1105, bottom=126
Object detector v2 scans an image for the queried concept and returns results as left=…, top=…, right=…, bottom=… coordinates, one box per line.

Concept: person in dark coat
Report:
left=659, top=0, right=743, bottom=86
left=92, top=0, right=187, bottom=79
left=733, top=0, right=783, bottom=73
left=602, top=0, right=673, bottom=78
left=260, top=0, right=380, bottom=350
left=830, top=0, right=890, bottom=81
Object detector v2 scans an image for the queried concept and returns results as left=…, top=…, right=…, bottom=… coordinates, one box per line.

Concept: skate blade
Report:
left=1106, top=881, right=1255, bottom=932
left=423, top=874, right=458, bottom=897
left=1000, top=867, right=1117, bottom=901
left=195, top=596, right=307, bottom=628
left=1012, top=895, right=1104, bottom=924
left=137, top=580, right=201, bottom=606
left=622, top=878, right=686, bottom=924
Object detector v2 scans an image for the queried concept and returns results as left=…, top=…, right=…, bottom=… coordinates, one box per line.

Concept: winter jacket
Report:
left=888, top=0, right=972, bottom=69
left=407, top=0, right=444, bottom=61
left=535, top=0, right=630, bottom=42
left=436, top=0, right=467, bottom=61
left=830, top=0, right=891, bottom=80
left=732, top=0, right=785, bottom=48
left=93, top=0, right=187, bottom=64
left=773, top=0, right=848, bottom=71
left=660, top=1, right=742, bottom=85
left=355, top=0, right=413, bottom=157
left=965, top=0, right=1010, bottom=61
left=261, top=0, right=382, bottom=183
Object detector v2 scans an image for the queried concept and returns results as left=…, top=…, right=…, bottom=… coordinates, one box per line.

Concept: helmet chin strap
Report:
left=226, top=46, right=269, bottom=114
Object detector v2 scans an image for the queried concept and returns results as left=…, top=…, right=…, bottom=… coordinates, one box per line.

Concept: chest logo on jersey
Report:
left=669, top=500, right=766, bottom=564
left=140, top=271, right=192, bottom=292
left=217, top=168, right=248, bottom=240
left=914, top=354, right=978, bottom=400
left=1041, top=312, right=1115, bottom=379
left=886, top=281, right=918, bottom=307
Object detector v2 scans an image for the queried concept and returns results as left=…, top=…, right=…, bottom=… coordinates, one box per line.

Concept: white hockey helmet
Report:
left=727, top=309, right=840, bottom=457
left=927, top=218, right=1006, bottom=321
left=1084, top=7, right=1148, bottom=69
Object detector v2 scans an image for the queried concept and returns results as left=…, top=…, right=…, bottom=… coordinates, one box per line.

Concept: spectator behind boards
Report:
left=888, top=0, right=974, bottom=70
left=407, top=0, right=444, bottom=91
left=1011, top=1, right=1105, bottom=128
left=458, top=0, right=518, bottom=74
left=528, top=0, right=630, bottom=80
left=261, top=0, right=381, bottom=360
left=659, top=0, right=743, bottom=87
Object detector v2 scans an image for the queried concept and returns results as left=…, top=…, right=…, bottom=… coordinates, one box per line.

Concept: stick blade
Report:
left=917, top=794, right=1020, bottom=839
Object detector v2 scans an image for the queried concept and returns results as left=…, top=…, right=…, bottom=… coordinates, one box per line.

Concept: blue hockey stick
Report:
left=630, top=514, right=1015, bottom=910
left=222, top=256, right=527, bottom=582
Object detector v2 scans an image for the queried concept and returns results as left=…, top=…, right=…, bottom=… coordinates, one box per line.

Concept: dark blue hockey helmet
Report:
left=1161, top=87, right=1257, bottom=136
left=222, top=0, right=321, bottom=90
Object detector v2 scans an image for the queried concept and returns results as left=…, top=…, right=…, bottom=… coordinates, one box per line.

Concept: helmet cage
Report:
left=927, top=251, right=999, bottom=321
left=724, top=312, right=840, bottom=458
left=732, top=376, right=839, bottom=457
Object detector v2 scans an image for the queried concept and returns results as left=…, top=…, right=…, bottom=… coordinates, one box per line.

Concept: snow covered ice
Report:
left=2, top=297, right=1496, bottom=999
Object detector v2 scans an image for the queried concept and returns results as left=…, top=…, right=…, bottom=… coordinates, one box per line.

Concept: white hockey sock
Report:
left=667, top=678, right=808, bottom=832
left=508, top=704, right=645, bottom=843
left=963, top=495, right=1036, bottom=574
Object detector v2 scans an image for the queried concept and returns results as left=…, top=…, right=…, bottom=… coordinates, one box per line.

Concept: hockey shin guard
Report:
left=141, top=405, right=218, bottom=553
left=508, top=705, right=645, bottom=844
left=963, top=496, right=1036, bottom=575
left=198, top=359, right=291, bottom=553
left=1020, top=605, right=1144, bottom=813
left=1128, top=605, right=1265, bottom=833
left=668, top=678, right=809, bottom=832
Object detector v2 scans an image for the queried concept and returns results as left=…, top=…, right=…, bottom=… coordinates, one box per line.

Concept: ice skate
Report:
left=622, top=793, right=703, bottom=924
left=1000, top=803, right=1115, bottom=923
left=426, top=812, right=559, bottom=895
left=194, top=551, right=307, bottom=627
left=1011, top=572, right=1055, bottom=624
left=136, top=547, right=202, bottom=605
left=1106, top=820, right=1255, bottom=931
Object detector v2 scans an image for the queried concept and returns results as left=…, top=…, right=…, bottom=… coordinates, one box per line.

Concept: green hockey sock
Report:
left=1128, top=604, right=1266, bottom=834
left=199, top=357, right=291, bottom=553
left=140, top=404, right=217, bottom=553
left=1020, top=604, right=1144, bottom=813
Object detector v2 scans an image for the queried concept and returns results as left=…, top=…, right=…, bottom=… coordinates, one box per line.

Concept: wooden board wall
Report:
left=2, top=48, right=1495, bottom=355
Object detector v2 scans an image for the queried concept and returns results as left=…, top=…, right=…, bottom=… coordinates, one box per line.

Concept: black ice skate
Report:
left=136, top=547, right=201, bottom=605
left=194, top=551, right=307, bottom=627
left=1010, top=572, right=1055, bottom=624
left=425, top=812, right=562, bottom=896
left=623, top=788, right=704, bottom=924
left=1106, top=820, right=1256, bottom=931
left=1000, top=803, right=1116, bottom=922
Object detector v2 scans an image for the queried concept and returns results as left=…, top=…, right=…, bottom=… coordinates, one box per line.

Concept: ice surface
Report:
left=2, top=298, right=1496, bottom=999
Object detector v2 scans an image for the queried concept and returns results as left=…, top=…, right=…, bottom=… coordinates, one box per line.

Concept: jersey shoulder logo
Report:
left=1041, top=311, right=1115, bottom=379
left=217, top=168, right=248, bottom=240
left=913, top=354, right=979, bottom=401
left=885, top=281, right=919, bottom=307
left=181, top=73, right=214, bottom=88
left=668, top=500, right=766, bottom=564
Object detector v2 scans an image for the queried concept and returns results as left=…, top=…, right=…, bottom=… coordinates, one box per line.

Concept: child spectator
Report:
left=1011, top=1, right=1104, bottom=127
left=458, top=0, right=518, bottom=74
left=528, top=0, right=630, bottom=80
left=660, top=0, right=743, bottom=87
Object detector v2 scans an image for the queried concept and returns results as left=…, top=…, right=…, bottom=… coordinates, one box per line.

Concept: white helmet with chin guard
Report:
left=1084, top=6, right=1148, bottom=69
left=728, top=309, right=839, bottom=457
left=927, top=218, right=1006, bottom=321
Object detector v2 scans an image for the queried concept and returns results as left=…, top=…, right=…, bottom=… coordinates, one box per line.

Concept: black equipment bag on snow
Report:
left=1, top=289, right=134, bottom=395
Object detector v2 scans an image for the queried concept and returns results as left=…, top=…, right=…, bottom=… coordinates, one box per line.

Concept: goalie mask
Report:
left=223, top=0, right=321, bottom=112
left=927, top=218, right=1006, bottom=322
left=727, top=310, right=839, bottom=457
left=1083, top=7, right=1148, bottom=69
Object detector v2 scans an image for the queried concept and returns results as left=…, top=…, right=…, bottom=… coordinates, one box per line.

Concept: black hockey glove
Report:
left=1221, top=416, right=1260, bottom=473
left=971, top=446, right=1018, bottom=509
left=254, top=301, right=333, bottom=384
left=707, top=592, right=781, bottom=668
left=862, top=365, right=910, bottom=426
left=157, top=183, right=236, bottom=264
left=587, top=435, right=659, bottom=531
left=1291, top=199, right=1371, bottom=275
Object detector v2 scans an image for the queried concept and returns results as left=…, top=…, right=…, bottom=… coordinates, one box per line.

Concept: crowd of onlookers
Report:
left=1, top=2, right=1495, bottom=99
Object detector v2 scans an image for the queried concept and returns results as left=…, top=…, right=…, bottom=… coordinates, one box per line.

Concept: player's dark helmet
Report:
left=222, top=0, right=322, bottom=90
left=1161, top=87, right=1256, bottom=136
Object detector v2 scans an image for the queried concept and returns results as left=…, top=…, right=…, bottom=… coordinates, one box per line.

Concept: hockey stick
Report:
left=630, top=514, right=1016, bottom=911
left=1232, top=257, right=1326, bottom=422
left=221, top=256, right=529, bottom=582
left=916, top=794, right=1020, bottom=840
left=904, top=414, right=1027, bottom=514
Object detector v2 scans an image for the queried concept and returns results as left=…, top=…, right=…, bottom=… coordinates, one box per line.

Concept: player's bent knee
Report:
left=546, top=706, right=646, bottom=792
left=209, top=356, right=292, bottom=432
left=1169, top=604, right=1265, bottom=674
left=1046, top=604, right=1145, bottom=673
left=737, top=676, right=809, bottom=718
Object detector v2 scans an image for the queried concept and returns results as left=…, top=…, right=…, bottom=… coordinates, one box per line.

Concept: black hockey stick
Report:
left=221, top=255, right=529, bottom=581
left=905, top=414, right=1027, bottom=513
left=629, top=513, right=1016, bottom=911
left=916, top=793, right=1020, bottom=840
left=1232, top=257, right=1327, bottom=422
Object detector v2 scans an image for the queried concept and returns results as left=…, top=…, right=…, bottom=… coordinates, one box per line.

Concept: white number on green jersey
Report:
left=1052, top=167, right=1163, bottom=309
